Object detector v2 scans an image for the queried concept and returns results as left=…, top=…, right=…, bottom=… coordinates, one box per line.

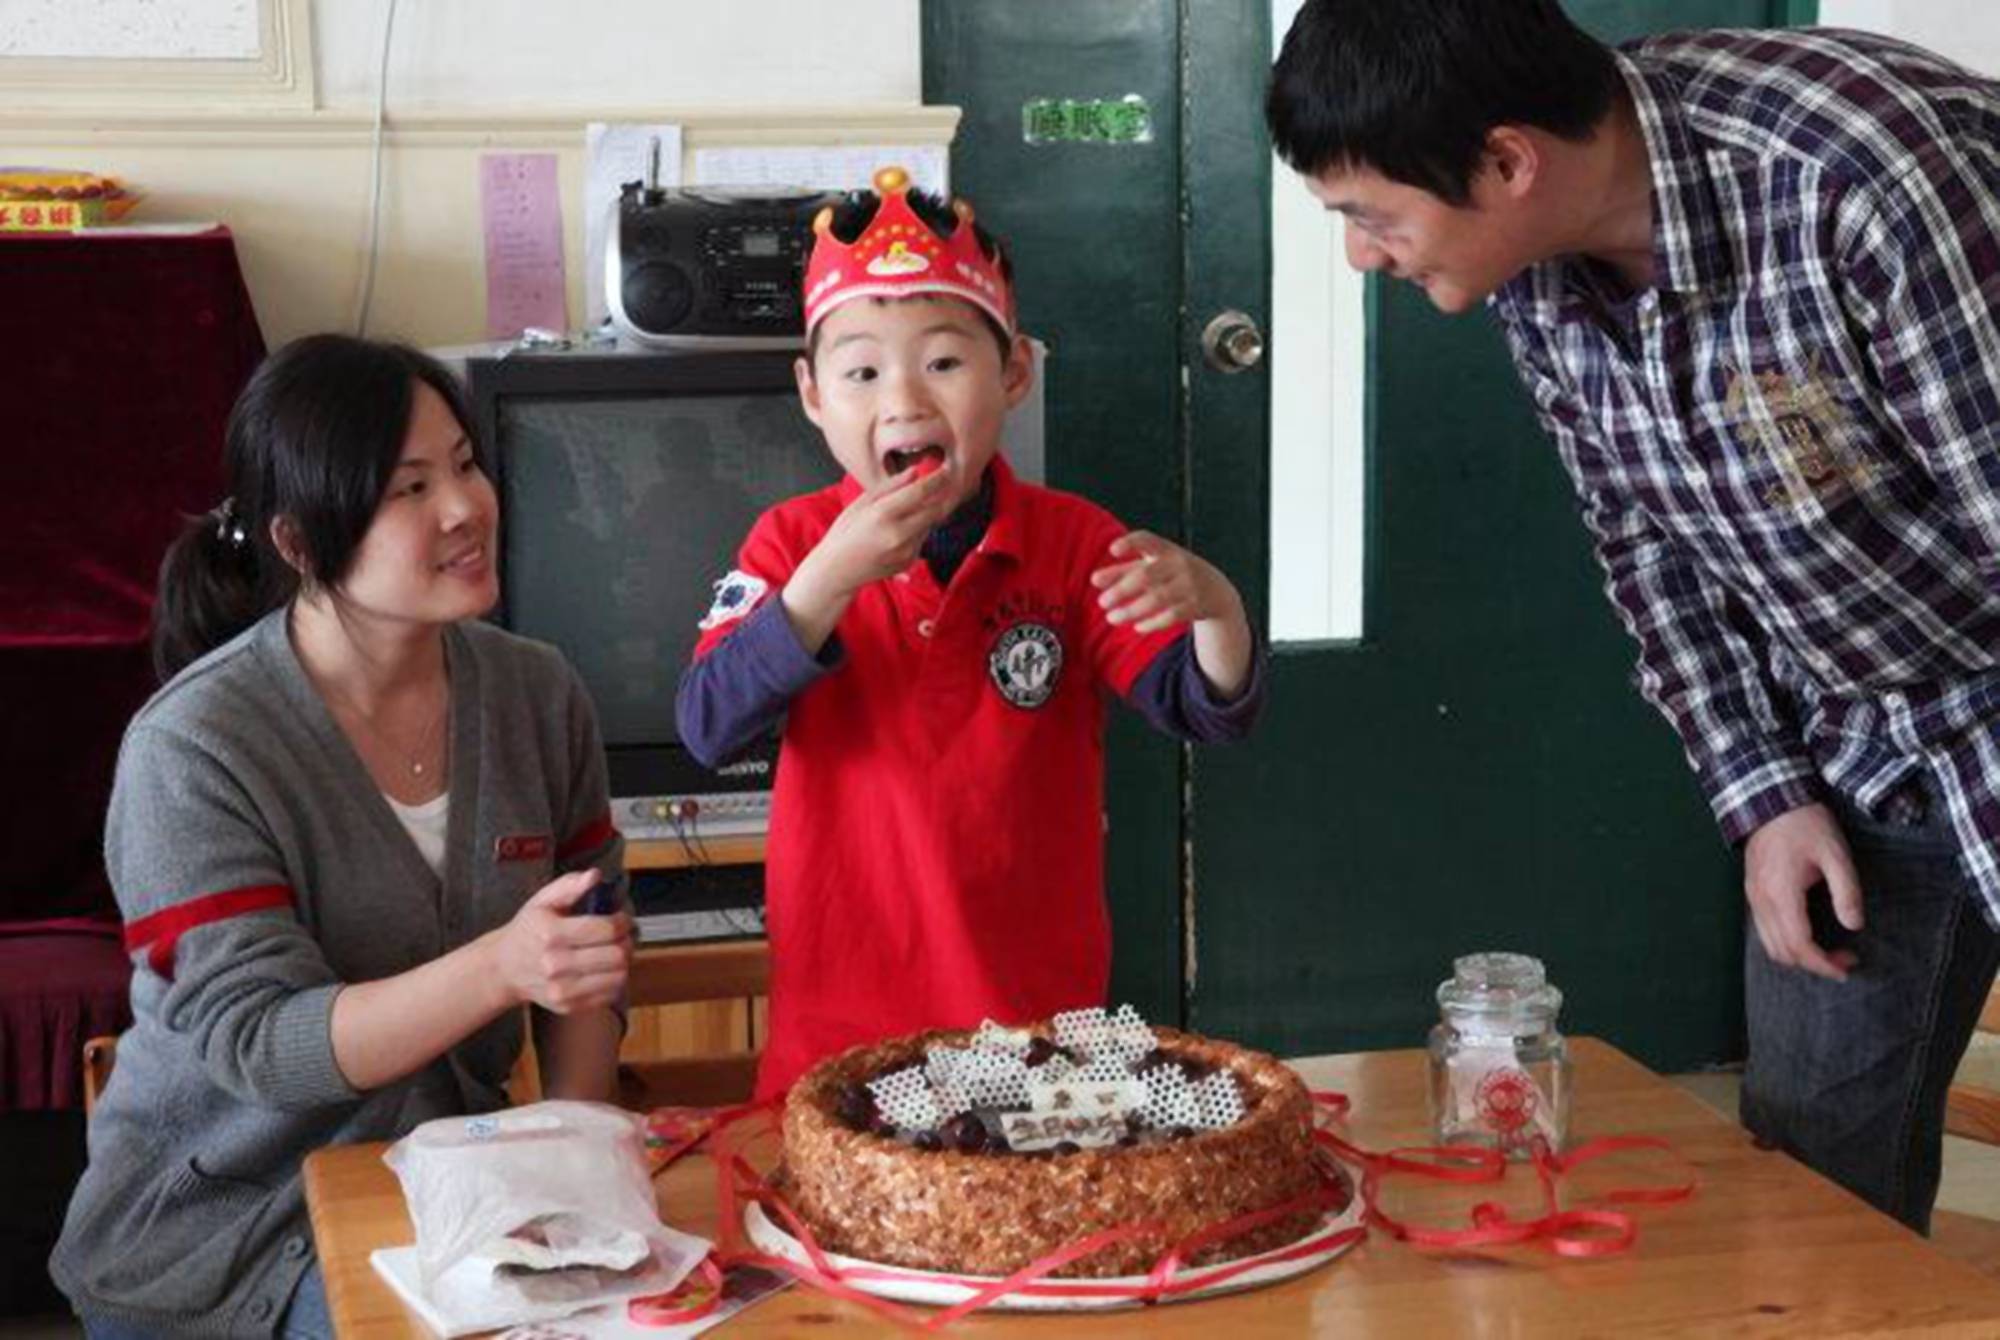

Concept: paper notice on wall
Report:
left=584, top=123, right=683, bottom=328
left=690, top=145, right=948, bottom=196
left=479, top=153, right=568, bottom=340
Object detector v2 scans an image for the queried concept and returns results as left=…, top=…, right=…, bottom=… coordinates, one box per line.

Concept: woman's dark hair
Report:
left=805, top=187, right=1015, bottom=365
left=152, top=334, right=481, bottom=680
left=1266, top=0, right=1620, bottom=205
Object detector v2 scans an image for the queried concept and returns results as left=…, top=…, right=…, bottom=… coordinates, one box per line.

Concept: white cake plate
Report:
left=742, top=1158, right=1365, bottom=1313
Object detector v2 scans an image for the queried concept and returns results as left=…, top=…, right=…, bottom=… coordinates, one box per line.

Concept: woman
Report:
left=51, top=335, right=633, bottom=1338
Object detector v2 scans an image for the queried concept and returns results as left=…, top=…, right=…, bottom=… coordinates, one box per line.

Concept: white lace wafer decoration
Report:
left=867, top=1065, right=941, bottom=1131
left=1190, top=1071, right=1246, bottom=1129
left=1051, top=1007, right=1116, bottom=1058
left=926, top=1045, right=966, bottom=1091
left=1101, top=1004, right=1156, bottom=1060
left=1073, top=1055, right=1136, bottom=1088
left=972, top=1020, right=1033, bottom=1055
left=921, top=1047, right=970, bottom=1117
left=955, top=1048, right=1031, bottom=1109
left=1033, top=1053, right=1078, bottom=1085
left=1139, top=1064, right=1201, bottom=1130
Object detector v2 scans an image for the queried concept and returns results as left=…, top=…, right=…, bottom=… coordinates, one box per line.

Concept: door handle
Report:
left=1201, top=310, right=1265, bottom=373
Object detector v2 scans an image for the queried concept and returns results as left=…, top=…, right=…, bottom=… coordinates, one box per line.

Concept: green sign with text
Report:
left=1021, top=94, right=1153, bottom=145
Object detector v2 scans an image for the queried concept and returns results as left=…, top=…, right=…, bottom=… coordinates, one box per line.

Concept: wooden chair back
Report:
left=1945, top=987, right=2000, bottom=1145
left=617, top=940, right=769, bottom=1110
left=82, top=1033, right=119, bottom=1113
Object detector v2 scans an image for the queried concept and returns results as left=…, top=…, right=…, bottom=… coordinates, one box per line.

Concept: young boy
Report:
left=678, top=167, right=1264, bottom=1097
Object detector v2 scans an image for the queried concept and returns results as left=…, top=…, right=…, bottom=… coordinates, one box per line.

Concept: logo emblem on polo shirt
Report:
left=989, top=622, right=1063, bottom=709
left=699, top=570, right=769, bottom=630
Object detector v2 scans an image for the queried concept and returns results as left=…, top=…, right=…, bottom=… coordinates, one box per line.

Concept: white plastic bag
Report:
left=380, top=1101, right=710, bottom=1335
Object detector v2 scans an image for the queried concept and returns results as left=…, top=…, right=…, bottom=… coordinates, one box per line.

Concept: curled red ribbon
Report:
left=638, top=1086, right=1697, bottom=1328
left=1311, top=1097, right=1697, bottom=1259
left=627, top=1255, right=725, bottom=1328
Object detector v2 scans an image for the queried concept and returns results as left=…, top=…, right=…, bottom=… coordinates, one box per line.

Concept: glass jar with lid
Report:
left=1426, top=951, right=1570, bottom=1159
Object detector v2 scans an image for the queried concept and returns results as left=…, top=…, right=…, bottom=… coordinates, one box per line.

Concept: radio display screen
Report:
left=740, top=231, right=781, bottom=257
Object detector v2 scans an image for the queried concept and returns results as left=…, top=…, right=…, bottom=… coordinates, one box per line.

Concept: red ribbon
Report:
left=1311, top=1093, right=1697, bottom=1260
left=635, top=1088, right=1697, bottom=1328
left=627, top=1255, right=725, bottom=1327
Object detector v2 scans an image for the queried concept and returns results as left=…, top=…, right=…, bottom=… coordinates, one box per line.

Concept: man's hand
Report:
left=1743, top=802, right=1863, bottom=981
left=783, top=468, right=954, bottom=652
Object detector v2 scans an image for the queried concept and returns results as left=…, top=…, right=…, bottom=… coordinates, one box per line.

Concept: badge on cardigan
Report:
left=989, top=621, right=1063, bottom=709
left=494, top=834, right=552, bottom=863
left=699, top=570, right=769, bottom=630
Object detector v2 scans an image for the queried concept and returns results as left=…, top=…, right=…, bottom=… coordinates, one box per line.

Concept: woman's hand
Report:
left=487, top=870, right=633, bottom=1014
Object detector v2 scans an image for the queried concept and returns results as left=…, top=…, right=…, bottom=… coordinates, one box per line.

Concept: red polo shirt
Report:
left=692, top=458, right=1182, bottom=1097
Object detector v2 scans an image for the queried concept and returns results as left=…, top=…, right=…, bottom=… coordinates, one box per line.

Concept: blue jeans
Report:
left=1740, top=781, right=2000, bottom=1233
left=82, top=1262, right=328, bottom=1340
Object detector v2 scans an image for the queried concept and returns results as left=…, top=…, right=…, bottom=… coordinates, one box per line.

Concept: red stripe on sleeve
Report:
left=122, top=884, right=294, bottom=978
left=557, top=812, right=616, bottom=862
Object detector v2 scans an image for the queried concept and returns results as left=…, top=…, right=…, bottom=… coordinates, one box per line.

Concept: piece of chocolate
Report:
left=942, top=1111, right=989, bottom=1153
left=834, top=1083, right=878, bottom=1131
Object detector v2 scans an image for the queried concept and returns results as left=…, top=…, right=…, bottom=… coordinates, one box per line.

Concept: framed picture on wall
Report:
left=0, top=0, right=313, bottom=109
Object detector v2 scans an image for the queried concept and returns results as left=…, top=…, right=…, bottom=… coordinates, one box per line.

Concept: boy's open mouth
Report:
left=883, top=444, right=947, bottom=476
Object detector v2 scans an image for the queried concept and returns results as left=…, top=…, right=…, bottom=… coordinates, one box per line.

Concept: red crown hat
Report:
left=802, top=165, right=1016, bottom=338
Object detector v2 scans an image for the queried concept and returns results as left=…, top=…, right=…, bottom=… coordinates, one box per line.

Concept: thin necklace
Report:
left=324, top=677, right=448, bottom=779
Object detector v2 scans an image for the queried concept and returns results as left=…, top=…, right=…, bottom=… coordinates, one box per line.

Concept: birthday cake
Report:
left=773, top=1007, right=1336, bottom=1279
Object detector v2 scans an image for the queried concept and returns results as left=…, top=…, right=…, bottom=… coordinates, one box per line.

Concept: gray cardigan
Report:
left=51, top=609, right=623, bottom=1337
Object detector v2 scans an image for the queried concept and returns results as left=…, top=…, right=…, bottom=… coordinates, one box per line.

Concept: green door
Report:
left=926, top=0, right=1815, bottom=1070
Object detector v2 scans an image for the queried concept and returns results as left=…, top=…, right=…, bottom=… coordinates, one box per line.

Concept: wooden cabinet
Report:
left=617, top=834, right=768, bottom=1105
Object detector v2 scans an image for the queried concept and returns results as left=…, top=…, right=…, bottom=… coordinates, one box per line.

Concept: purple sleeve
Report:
left=1124, top=629, right=1267, bottom=743
left=674, top=597, right=842, bottom=768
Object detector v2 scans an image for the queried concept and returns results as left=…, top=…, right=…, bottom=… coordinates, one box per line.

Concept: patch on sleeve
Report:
left=699, top=570, right=771, bottom=630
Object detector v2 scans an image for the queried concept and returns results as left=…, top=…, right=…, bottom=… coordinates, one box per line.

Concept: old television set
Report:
left=467, top=349, right=840, bottom=843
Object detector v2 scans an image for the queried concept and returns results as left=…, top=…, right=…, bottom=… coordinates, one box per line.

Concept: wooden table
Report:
left=304, top=1038, right=2000, bottom=1336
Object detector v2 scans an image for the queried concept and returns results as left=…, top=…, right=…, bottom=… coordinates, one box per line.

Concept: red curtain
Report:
left=0, top=227, right=265, bottom=926
left=0, top=228, right=264, bottom=1110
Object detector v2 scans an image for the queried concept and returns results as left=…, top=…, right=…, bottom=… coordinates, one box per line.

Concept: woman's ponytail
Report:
left=151, top=495, right=294, bottom=680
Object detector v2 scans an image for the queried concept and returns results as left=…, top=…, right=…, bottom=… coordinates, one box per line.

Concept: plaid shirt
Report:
left=1491, top=28, right=2000, bottom=921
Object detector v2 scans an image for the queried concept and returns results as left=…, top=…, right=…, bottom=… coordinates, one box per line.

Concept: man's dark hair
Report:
left=804, top=187, right=1015, bottom=366
left=1266, top=0, right=1620, bottom=205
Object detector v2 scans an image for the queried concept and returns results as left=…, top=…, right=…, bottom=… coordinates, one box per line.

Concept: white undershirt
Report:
left=383, top=790, right=450, bottom=876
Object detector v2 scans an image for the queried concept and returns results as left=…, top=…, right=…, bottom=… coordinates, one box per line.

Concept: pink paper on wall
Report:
left=479, top=152, right=568, bottom=340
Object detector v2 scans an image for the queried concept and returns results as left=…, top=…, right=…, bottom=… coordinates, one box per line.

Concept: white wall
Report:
left=4, top=1, right=932, bottom=345
left=1268, top=0, right=1367, bottom=643
left=1818, top=0, right=2000, bottom=75
left=314, top=0, right=919, bottom=109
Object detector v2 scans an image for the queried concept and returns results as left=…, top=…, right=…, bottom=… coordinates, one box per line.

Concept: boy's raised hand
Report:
left=1091, top=531, right=1243, bottom=634
left=783, top=467, right=954, bottom=652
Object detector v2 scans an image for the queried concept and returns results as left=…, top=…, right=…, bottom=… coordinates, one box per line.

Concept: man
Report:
left=1269, top=0, right=2000, bottom=1232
